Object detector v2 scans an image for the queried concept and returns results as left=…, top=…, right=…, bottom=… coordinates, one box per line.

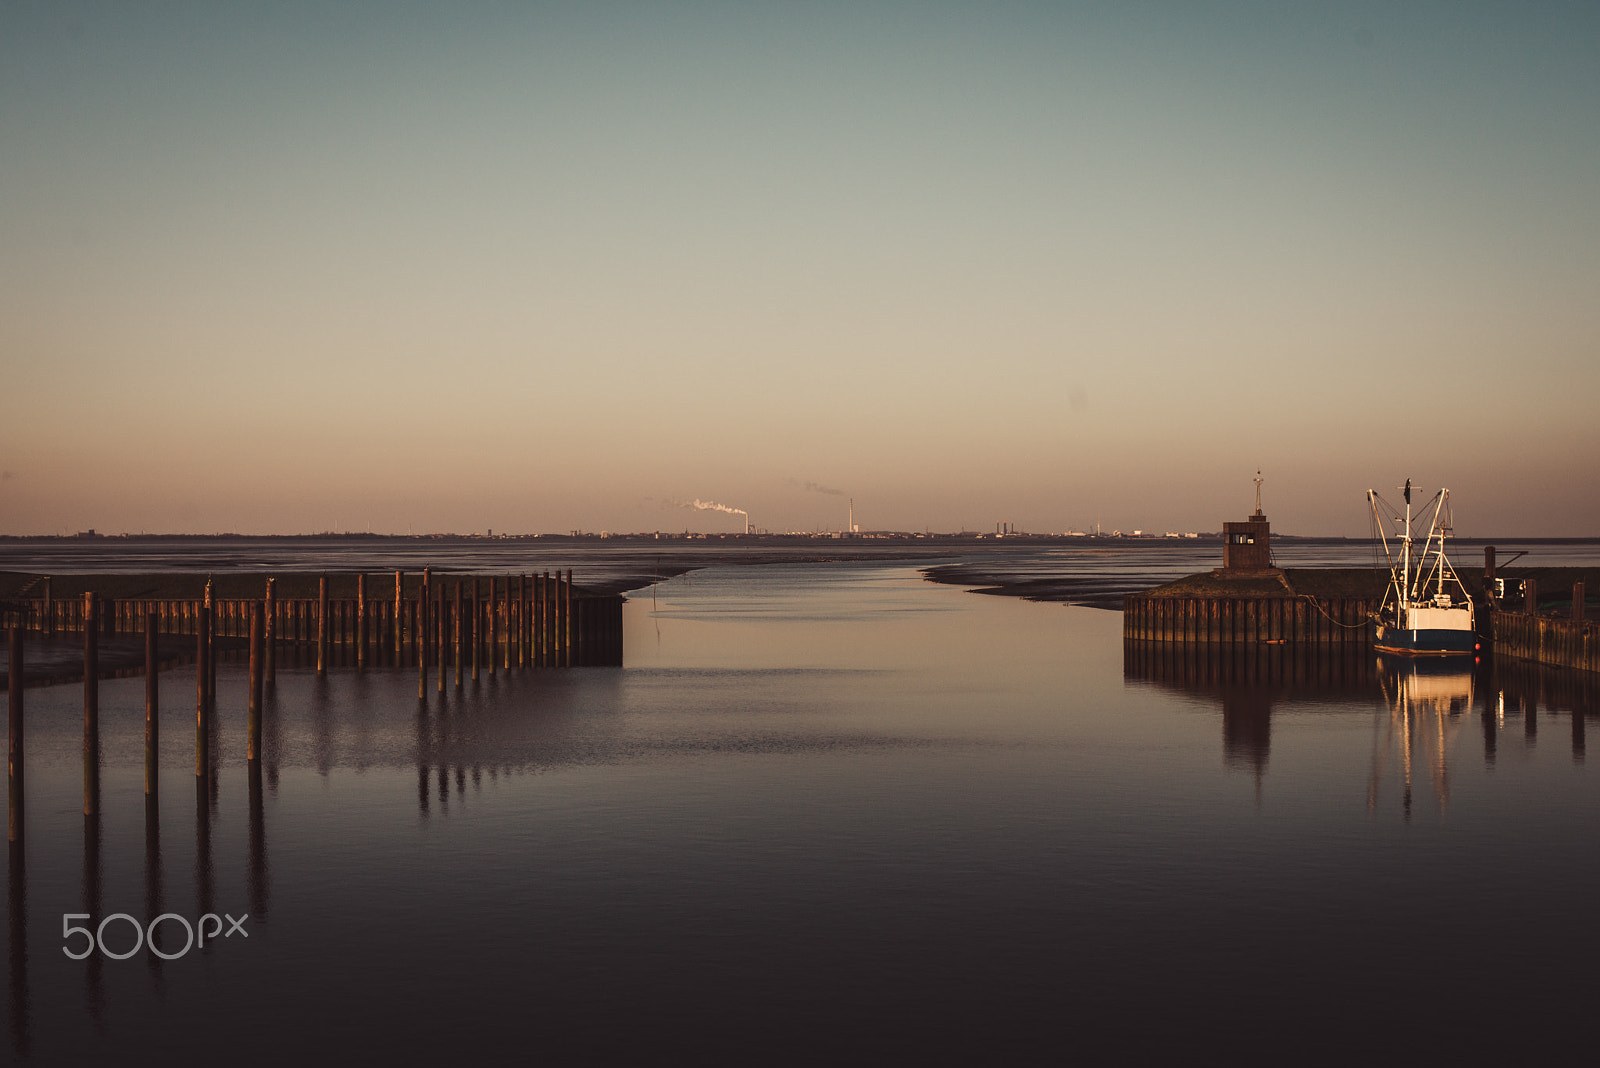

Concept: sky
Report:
left=3, top=1, right=1597, bottom=537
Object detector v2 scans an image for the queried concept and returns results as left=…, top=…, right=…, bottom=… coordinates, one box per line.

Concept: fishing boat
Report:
left=1366, top=480, right=1477, bottom=656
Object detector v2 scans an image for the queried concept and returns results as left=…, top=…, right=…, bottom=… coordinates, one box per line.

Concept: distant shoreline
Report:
left=4, top=532, right=1597, bottom=544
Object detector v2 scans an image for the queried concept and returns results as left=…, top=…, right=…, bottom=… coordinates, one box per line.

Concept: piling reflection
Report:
left=144, top=792, right=163, bottom=985
left=1125, top=639, right=1600, bottom=783
left=248, top=759, right=269, bottom=921
left=195, top=776, right=214, bottom=927
left=82, top=811, right=103, bottom=1026
left=1124, top=641, right=1377, bottom=772
left=8, top=836, right=28, bottom=1059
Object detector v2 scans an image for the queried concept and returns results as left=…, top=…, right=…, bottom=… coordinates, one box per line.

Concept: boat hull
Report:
left=1373, top=624, right=1477, bottom=657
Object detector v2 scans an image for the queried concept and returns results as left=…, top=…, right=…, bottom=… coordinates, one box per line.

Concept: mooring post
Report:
left=394, top=570, right=405, bottom=659
left=196, top=602, right=209, bottom=778
left=248, top=602, right=263, bottom=762
left=565, top=570, right=574, bottom=668
left=454, top=582, right=464, bottom=688
left=471, top=578, right=481, bottom=682
left=512, top=575, right=524, bottom=668
left=317, top=574, right=329, bottom=675
left=417, top=587, right=429, bottom=699
left=145, top=613, right=159, bottom=796
left=356, top=573, right=368, bottom=671
left=437, top=584, right=447, bottom=694
left=1525, top=578, right=1539, bottom=617
left=520, top=574, right=530, bottom=668
left=204, top=581, right=216, bottom=712
left=264, top=578, right=277, bottom=687
left=487, top=577, right=497, bottom=677
left=8, top=628, right=22, bottom=842
left=83, top=593, right=100, bottom=817
left=42, top=577, right=52, bottom=637
left=1575, top=581, right=1586, bottom=623
left=545, top=570, right=554, bottom=667
left=533, top=573, right=543, bottom=666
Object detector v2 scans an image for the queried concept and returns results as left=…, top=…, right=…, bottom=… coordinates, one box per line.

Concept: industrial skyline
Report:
left=4, top=2, right=1597, bottom=538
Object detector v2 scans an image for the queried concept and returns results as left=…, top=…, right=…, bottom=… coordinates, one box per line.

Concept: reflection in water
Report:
left=195, top=777, right=213, bottom=929
left=415, top=698, right=430, bottom=819
left=144, top=793, right=163, bottom=986
left=1124, top=641, right=1377, bottom=773
left=1372, top=658, right=1475, bottom=817
left=247, top=760, right=269, bottom=921
left=81, top=811, right=103, bottom=1027
left=1493, top=654, right=1600, bottom=765
left=8, top=836, right=27, bottom=1059
left=312, top=674, right=334, bottom=777
left=1124, top=640, right=1599, bottom=793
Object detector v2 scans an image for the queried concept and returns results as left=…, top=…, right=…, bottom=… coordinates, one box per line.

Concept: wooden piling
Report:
left=248, top=601, right=264, bottom=762
left=83, top=593, right=99, bottom=817
left=8, top=628, right=21, bottom=842
left=437, top=584, right=447, bottom=694
left=317, top=574, right=329, bottom=675
left=454, top=582, right=464, bottom=688
left=196, top=604, right=209, bottom=779
left=512, top=574, right=522, bottom=669
left=264, top=578, right=277, bottom=687
left=565, top=570, right=574, bottom=668
left=535, top=572, right=546, bottom=666
left=471, top=578, right=481, bottom=682
left=357, top=573, right=368, bottom=671
left=417, top=588, right=429, bottom=699
left=204, top=582, right=216, bottom=710
left=394, top=570, right=405, bottom=657
left=42, top=577, right=52, bottom=637
left=488, top=577, right=497, bottom=677
left=1526, top=578, right=1539, bottom=616
left=1574, top=581, right=1586, bottom=623
left=145, top=614, right=158, bottom=796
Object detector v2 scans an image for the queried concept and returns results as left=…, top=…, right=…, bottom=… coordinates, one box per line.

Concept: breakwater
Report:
left=1122, top=594, right=1376, bottom=645
left=1, top=570, right=623, bottom=681
left=4, top=569, right=624, bottom=842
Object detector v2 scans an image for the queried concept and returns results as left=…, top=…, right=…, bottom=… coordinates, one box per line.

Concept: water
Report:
left=5, top=553, right=1600, bottom=1062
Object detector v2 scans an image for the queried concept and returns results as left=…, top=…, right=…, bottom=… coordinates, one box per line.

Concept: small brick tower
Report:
left=1223, top=471, right=1273, bottom=572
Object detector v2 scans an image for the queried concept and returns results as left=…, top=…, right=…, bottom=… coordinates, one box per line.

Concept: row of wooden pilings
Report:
left=5, top=569, right=626, bottom=842
left=1491, top=606, right=1600, bottom=675
left=1122, top=595, right=1376, bottom=645
left=6, top=570, right=622, bottom=673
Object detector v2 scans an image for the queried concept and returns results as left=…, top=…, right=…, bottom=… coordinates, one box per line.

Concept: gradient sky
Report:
left=3, top=1, right=1597, bottom=537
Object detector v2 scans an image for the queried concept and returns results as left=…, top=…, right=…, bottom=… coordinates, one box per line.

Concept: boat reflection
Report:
left=1370, top=656, right=1475, bottom=816
left=1124, top=639, right=1600, bottom=788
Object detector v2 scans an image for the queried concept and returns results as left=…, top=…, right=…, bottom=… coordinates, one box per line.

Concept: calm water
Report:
left=6, top=555, right=1600, bottom=1062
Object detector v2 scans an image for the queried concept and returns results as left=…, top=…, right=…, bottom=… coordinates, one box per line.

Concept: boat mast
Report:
left=1433, top=489, right=1449, bottom=600
left=1401, top=479, right=1412, bottom=607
